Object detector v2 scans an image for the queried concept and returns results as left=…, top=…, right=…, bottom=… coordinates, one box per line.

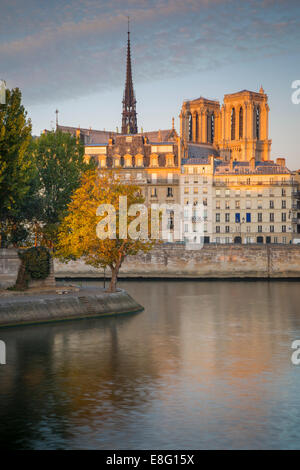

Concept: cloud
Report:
left=1, top=0, right=300, bottom=104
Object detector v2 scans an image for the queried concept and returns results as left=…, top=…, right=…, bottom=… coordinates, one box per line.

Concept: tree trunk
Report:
left=14, top=259, right=28, bottom=290
left=107, top=258, right=123, bottom=293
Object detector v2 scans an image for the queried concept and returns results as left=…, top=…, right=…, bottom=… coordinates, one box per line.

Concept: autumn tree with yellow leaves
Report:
left=55, top=170, right=154, bottom=292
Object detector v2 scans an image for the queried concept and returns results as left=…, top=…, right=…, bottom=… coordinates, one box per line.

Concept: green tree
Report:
left=55, top=171, right=154, bottom=292
left=0, top=87, right=32, bottom=246
left=30, top=130, right=95, bottom=246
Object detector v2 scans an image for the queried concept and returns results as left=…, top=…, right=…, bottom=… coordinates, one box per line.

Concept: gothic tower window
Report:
left=207, top=113, right=214, bottom=143
left=239, top=107, right=243, bottom=139
left=211, top=113, right=215, bottom=143
left=231, top=108, right=235, bottom=140
left=255, top=105, right=260, bottom=139
left=188, top=114, right=192, bottom=141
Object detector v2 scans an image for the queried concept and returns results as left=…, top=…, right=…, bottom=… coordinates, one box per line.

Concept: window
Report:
left=124, top=155, right=132, bottom=167
left=167, top=187, right=173, bottom=198
left=282, top=225, right=286, bottom=233
left=258, top=225, right=262, bottom=232
left=282, top=213, right=286, bottom=222
left=255, top=105, right=260, bottom=139
left=270, top=225, right=274, bottom=233
left=235, top=200, right=240, bottom=209
left=258, top=213, right=262, bottom=222
left=282, top=200, right=286, bottom=209
left=152, top=173, right=157, bottom=182
left=274, top=237, right=278, bottom=243
left=194, top=187, right=198, bottom=194
left=184, top=187, right=189, bottom=194
left=216, top=226, right=220, bottom=233
left=235, top=213, right=240, bottom=223
left=246, top=213, right=251, bottom=223
left=216, top=200, right=220, bottom=209
left=231, top=108, right=236, bottom=140
left=236, top=190, right=240, bottom=197
left=225, top=201, right=230, bottom=209
left=225, top=237, right=230, bottom=244
left=225, top=189, right=230, bottom=197
left=216, top=189, right=221, bottom=197
left=203, top=198, right=207, bottom=206
left=239, top=107, right=243, bottom=139
left=225, top=226, right=230, bottom=233
left=282, top=188, right=286, bottom=197
left=282, top=236, right=287, bottom=244
left=166, top=154, right=174, bottom=167
left=270, top=200, right=274, bottom=209
left=246, top=200, right=251, bottom=209
left=225, top=213, right=230, bottom=222
left=270, top=213, right=274, bottom=222
left=216, top=213, right=220, bottom=222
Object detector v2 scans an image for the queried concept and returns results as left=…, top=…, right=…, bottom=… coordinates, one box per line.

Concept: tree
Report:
left=30, top=130, right=95, bottom=246
left=55, top=170, right=154, bottom=292
left=0, top=87, right=33, bottom=246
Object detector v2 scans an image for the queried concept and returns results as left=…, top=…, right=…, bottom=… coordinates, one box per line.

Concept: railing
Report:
left=146, top=178, right=179, bottom=185
left=213, top=180, right=297, bottom=187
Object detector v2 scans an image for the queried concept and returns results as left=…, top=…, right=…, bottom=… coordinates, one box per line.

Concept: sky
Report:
left=1, top=0, right=300, bottom=168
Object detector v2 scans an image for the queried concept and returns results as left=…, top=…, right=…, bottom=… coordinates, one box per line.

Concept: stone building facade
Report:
left=180, top=87, right=271, bottom=162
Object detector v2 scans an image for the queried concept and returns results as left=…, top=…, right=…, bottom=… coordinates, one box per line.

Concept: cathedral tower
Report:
left=121, top=19, right=138, bottom=134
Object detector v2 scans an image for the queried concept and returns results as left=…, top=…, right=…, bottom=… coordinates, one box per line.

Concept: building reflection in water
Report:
left=0, top=281, right=300, bottom=449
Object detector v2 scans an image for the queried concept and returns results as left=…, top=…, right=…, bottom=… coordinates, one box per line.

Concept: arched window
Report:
left=135, top=154, right=144, bottom=167
left=255, top=106, right=260, bottom=139
left=211, top=113, right=215, bottom=143
left=124, top=154, right=132, bottom=167
left=231, top=108, right=235, bottom=140
left=206, top=113, right=214, bottom=143
left=239, top=107, right=243, bottom=139
left=188, top=114, right=192, bottom=141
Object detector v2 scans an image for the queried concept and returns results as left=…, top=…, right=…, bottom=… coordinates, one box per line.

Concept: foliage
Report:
left=55, top=170, right=154, bottom=292
left=28, top=130, right=95, bottom=246
left=0, top=88, right=33, bottom=246
left=10, top=246, right=51, bottom=291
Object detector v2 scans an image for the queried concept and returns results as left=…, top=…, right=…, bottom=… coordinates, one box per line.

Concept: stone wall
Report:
left=0, top=249, right=21, bottom=288
left=0, top=289, right=143, bottom=327
left=54, top=244, right=300, bottom=279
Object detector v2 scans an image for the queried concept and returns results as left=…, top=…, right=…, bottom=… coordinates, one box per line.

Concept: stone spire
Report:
left=121, top=17, right=138, bottom=134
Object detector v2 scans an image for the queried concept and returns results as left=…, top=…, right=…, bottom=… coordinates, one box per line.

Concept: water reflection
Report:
left=0, top=281, right=300, bottom=449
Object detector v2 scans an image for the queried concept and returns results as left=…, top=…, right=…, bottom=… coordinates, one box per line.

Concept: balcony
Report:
left=213, top=180, right=297, bottom=187
left=146, top=178, right=179, bottom=185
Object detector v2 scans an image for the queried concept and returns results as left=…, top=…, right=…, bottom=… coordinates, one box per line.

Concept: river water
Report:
left=0, top=280, right=300, bottom=450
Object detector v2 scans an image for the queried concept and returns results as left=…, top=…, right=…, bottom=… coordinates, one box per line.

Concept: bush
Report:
left=10, top=246, right=51, bottom=290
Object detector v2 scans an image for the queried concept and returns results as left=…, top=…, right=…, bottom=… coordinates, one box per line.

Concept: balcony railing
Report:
left=213, top=180, right=297, bottom=187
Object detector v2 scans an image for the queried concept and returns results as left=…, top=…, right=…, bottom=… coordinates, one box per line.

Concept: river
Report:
left=0, top=280, right=300, bottom=449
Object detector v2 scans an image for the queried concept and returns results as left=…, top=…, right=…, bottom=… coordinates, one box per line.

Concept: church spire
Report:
left=121, top=17, right=138, bottom=134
